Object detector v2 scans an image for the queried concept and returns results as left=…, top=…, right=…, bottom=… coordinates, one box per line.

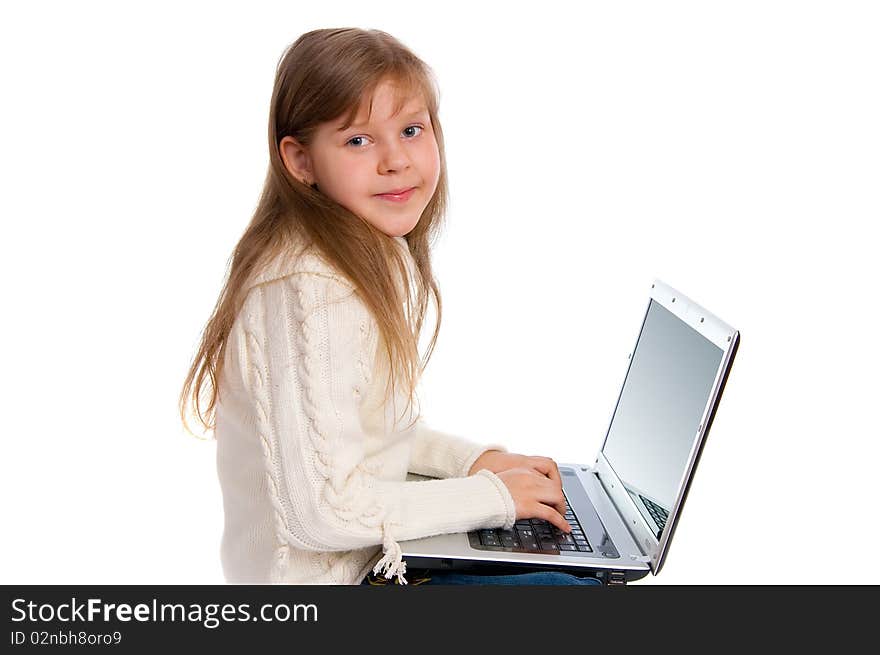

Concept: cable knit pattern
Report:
left=214, top=236, right=517, bottom=585
left=242, top=304, right=294, bottom=583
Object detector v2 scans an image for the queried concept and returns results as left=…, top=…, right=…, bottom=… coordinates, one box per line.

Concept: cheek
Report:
left=320, top=157, right=365, bottom=197
left=421, top=141, right=441, bottom=184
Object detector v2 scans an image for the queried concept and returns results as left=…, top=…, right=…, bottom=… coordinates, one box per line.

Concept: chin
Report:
left=371, top=219, right=419, bottom=238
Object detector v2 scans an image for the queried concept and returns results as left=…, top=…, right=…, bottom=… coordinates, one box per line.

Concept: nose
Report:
left=377, top=138, right=412, bottom=174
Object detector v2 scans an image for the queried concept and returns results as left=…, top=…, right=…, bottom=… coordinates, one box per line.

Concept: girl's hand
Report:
left=494, top=467, right=572, bottom=534
left=469, top=451, right=569, bottom=530
left=468, top=451, right=561, bottom=484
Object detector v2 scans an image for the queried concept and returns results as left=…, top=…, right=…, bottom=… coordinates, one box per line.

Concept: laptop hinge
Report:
left=629, top=554, right=652, bottom=563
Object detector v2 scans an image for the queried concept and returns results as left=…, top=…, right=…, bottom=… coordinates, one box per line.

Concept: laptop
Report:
left=398, top=279, right=740, bottom=584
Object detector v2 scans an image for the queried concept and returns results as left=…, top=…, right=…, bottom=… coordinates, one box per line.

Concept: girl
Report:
left=179, top=27, right=600, bottom=586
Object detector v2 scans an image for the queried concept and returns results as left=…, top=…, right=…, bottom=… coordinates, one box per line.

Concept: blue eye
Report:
left=346, top=125, right=423, bottom=147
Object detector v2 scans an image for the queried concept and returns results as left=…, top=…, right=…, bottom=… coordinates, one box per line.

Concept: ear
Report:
left=279, top=136, right=314, bottom=185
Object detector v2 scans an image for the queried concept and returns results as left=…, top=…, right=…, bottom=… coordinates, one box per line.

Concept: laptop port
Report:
left=608, top=571, right=627, bottom=585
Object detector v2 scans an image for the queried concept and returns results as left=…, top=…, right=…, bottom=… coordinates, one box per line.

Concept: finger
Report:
left=525, top=469, right=567, bottom=518
left=533, top=503, right=571, bottom=533
left=544, top=460, right=566, bottom=515
left=556, top=497, right=567, bottom=519
left=542, top=457, right=562, bottom=487
left=550, top=486, right=567, bottom=520
left=528, top=456, right=559, bottom=483
left=533, top=483, right=569, bottom=531
left=535, top=470, right=567, bottom=517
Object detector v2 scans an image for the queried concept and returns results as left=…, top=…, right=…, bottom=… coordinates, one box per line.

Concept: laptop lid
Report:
left=592, top=279, right=739, bottom=574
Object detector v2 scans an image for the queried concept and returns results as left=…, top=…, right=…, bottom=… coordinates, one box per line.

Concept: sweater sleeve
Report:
left=241, top=272, right=517, bottom=584
left=408, top=418, right=510, bottom=479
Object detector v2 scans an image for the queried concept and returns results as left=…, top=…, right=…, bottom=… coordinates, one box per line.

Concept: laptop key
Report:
left=516, top=531, right=538, bottom=550
left=500, top=533, right=516, bottom=548
left=559, top=544, right=577, bottom=551
left=481, top=533, right=501, bottom=547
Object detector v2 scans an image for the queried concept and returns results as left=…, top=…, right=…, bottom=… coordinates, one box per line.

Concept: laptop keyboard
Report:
left=473, top=494, right=593, bottom=553
left=639, top=494, right=669, bottom=531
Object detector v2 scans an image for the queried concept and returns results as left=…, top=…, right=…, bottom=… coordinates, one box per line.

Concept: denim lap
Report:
left=422, top=570, right=602, bottom=585
left=362, top=569, right=602, bottom=585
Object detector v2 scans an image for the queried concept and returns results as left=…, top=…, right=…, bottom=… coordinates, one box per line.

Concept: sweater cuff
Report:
left=473, top=469, right=517, bottom=530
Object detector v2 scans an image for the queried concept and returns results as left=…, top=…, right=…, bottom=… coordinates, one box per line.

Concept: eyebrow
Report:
left=337, top=107, right=429, bottom=132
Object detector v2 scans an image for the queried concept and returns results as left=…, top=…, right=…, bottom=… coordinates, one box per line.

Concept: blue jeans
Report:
left=361, top=568, right=603, bottom=585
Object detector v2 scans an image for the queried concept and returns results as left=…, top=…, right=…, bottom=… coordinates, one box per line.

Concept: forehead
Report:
left=334, top=83, right=428, bottom=130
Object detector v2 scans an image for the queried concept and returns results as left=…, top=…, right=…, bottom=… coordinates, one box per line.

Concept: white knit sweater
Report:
left=214, top=235, right=517, bottom=585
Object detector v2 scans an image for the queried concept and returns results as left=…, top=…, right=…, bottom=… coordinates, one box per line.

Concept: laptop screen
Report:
left=601, top=299, right=724, bottom=539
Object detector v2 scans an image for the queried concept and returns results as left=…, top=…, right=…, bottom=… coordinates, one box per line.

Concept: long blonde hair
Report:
left=179, top=28, right=447, bottom=437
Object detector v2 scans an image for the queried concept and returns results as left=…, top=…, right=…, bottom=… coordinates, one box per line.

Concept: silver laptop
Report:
left=399, top=279, right=740, bottom=584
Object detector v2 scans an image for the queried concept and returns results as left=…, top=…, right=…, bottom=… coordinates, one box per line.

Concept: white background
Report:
left=2, top=1, right=877, bottom=585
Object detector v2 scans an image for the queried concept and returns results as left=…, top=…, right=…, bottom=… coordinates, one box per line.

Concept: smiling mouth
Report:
left=376, top=187, right=415, bottom=196
left=375, top=187, right=416, bottom=201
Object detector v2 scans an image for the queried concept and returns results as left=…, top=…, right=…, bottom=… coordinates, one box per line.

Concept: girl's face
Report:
left=280, top=79, right=441, bottom=238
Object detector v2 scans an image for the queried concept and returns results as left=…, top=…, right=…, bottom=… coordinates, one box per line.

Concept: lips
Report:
left=376, top=187, right=415, bottom=196
left=375, top=187, right=417, bottom=203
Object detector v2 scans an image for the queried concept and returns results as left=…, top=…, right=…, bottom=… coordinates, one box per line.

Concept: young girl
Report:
left=179, top=27, right=600, bottom=586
